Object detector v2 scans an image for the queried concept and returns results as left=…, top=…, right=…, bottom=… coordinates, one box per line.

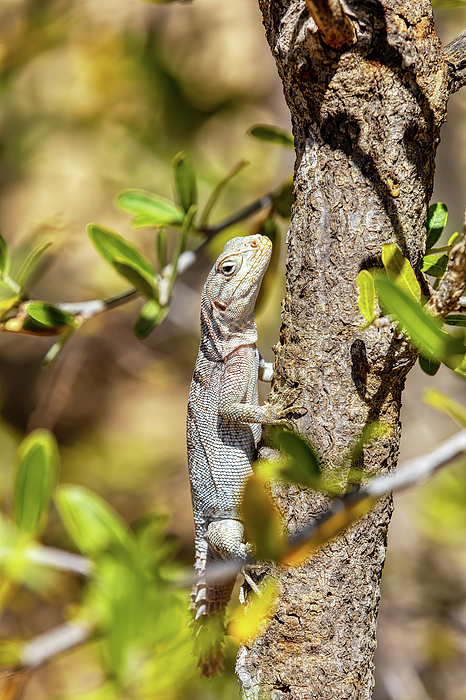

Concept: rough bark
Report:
left=237, top=1, right=450, bottom=698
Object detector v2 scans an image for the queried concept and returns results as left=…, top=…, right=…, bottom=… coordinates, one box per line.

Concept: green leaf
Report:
left=0, top=280, right=20, bottom=315
left=374, top=277, right=466, bottom=367
left=445, top=314, right=466, bottom=327
left=426, top=202, right=448, bottom=250
left=94, top=552, right=147, bottom=678
left=357, top=270, right=376, bottom=324
left=242, top=476, right=285, bottom=561
left=88, top=223, right=155, bottom=278
left=112, top=260, right=157, bottom=300
left=173, top=152, right=197, bottom=213
left=381, top=244, right=421, bottom=301
left=13, top=430, right=60, bottom=537
left=272, top=429, right=322, bottom=491
left=200, top=159, right=249, bottom=227
left=116, top=190, right=185, bottom=228
left=419, top=354, right=441, bottom=376
left=0, top=231, right=10, bottom=277
left=247, top=124, right=294, bottom=149
left=424, top=389, right=466, bottom=429
left=55, top=485, right=130, bottom=556
left=229, top=579, right=277, bottom=642
left=133, top=299, right=169, bottom=339
left=155, top=229, right=167, bottom=270
left=16, top=242, right=53, bottom=289
left=421, top=252, right=449, bottom=278
left=255, top=216, right=280, bottom=314
left=271, top=175, right=293, bottom=219
left=26, top=301, right=75, bottom=330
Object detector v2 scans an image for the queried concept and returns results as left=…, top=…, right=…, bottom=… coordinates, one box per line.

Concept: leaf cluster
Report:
left=0, top=432, right=198, bottom=698
left=357, top=203, right=466, bottom=376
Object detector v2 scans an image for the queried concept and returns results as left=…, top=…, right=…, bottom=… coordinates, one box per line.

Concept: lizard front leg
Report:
left=219, top=347, right=302, bottom=425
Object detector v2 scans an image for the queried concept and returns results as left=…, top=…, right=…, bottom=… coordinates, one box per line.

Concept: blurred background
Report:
left=0, top=1, right=465, bottom=698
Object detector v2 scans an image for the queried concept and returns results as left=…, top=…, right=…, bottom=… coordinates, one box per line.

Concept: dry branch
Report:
left=427, top=209, right=466, bottom=317
left=442, top=29, right=466, bottom=95
left=305, top=0, right=356, bottom=50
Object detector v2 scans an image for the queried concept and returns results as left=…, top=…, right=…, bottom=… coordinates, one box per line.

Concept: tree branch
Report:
left=202, top=430, right=466, bottom=585
left=442, top=29, right=466, bottom=95
left=19, top=620, right=93, bottom=670
left=427, top=208, right=466, bottom=317
left=27, top=544, right=92, bottom=577
left=305, top=0, right=356, bottom=51
left=200, top=196, right=272, bottom=238
left=0, top=621, right=94, bottom=700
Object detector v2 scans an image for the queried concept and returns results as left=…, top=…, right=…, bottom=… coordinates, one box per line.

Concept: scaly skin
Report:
left=187, top=234, right=280, bottom=677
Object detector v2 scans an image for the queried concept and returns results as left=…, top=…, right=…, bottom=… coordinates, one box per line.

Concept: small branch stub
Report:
left=305, top=0, right=356, bottom=51
left=427, top=209, right=466, bottom=318
left=442, top=29, right=466, bottom=95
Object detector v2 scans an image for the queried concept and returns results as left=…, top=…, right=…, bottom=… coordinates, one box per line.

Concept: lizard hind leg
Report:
left=190, top=520, right=246, bottom=678
left=205, top=519, right=247, bottom=561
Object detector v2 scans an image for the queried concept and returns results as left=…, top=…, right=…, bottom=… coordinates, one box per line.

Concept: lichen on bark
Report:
left=237, top=1, right=450, bottom=698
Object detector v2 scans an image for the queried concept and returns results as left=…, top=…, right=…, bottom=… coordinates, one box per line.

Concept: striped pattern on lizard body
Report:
left=187, top=233, right=289, bottom=677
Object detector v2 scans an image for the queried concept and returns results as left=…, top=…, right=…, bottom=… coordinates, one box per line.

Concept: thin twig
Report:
left=19, top=620, right=93, bottom=670
left=26, top=545, right=92, bottom=577
left=427, top=208, right=466, bottom=318
left=305, top=0, right=356, bottom=51
left=0, top=191, right=273, bottom=339
left=200, top=196, right=272, bottom=239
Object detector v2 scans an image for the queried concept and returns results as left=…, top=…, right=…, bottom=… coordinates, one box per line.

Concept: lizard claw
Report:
left=271, top=388, right=307, bottom=423
left=283, top=405, right=307, bottom=420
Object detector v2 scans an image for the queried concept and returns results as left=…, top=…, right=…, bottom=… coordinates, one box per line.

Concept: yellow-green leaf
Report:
left=55, top=485, right=130, bottom=556
left=381, top=244, right=421, bottom=301
left=117, top=190, right=185, bottom=228
left=0, top=231, right=10, bottom=278
left=424, top=389, right=466, bottom=430
left=374, top=277, right=465, bottom=367
left=228, top=579, right=278, bottom=642
left=357, top=270, right=376, bottom=324
left=242, top=476, right=285, bottom=561
left=173, top=152, right=197, bottom=213
left=13, top=430, right=60, bottom=537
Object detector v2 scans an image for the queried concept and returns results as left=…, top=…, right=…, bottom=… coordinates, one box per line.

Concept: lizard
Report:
left=187, top=233, right=299, bottom=677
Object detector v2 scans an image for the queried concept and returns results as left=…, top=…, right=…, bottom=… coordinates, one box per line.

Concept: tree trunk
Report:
left=237, top=1, right=450, bottom=697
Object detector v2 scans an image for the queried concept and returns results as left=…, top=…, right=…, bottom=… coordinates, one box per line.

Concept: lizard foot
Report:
left=241, top=567, right=262, bottom=597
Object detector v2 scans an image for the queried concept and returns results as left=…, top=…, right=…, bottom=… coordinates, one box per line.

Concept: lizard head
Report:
left=200, top=235, right=272, bottom=358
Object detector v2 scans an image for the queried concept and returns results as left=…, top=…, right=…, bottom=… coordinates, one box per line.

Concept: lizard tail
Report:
left=190, top=545, right=236, bottom=678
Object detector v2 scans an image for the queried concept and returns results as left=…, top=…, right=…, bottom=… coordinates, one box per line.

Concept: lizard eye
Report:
left=219, top=259, right=238, bottom=277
